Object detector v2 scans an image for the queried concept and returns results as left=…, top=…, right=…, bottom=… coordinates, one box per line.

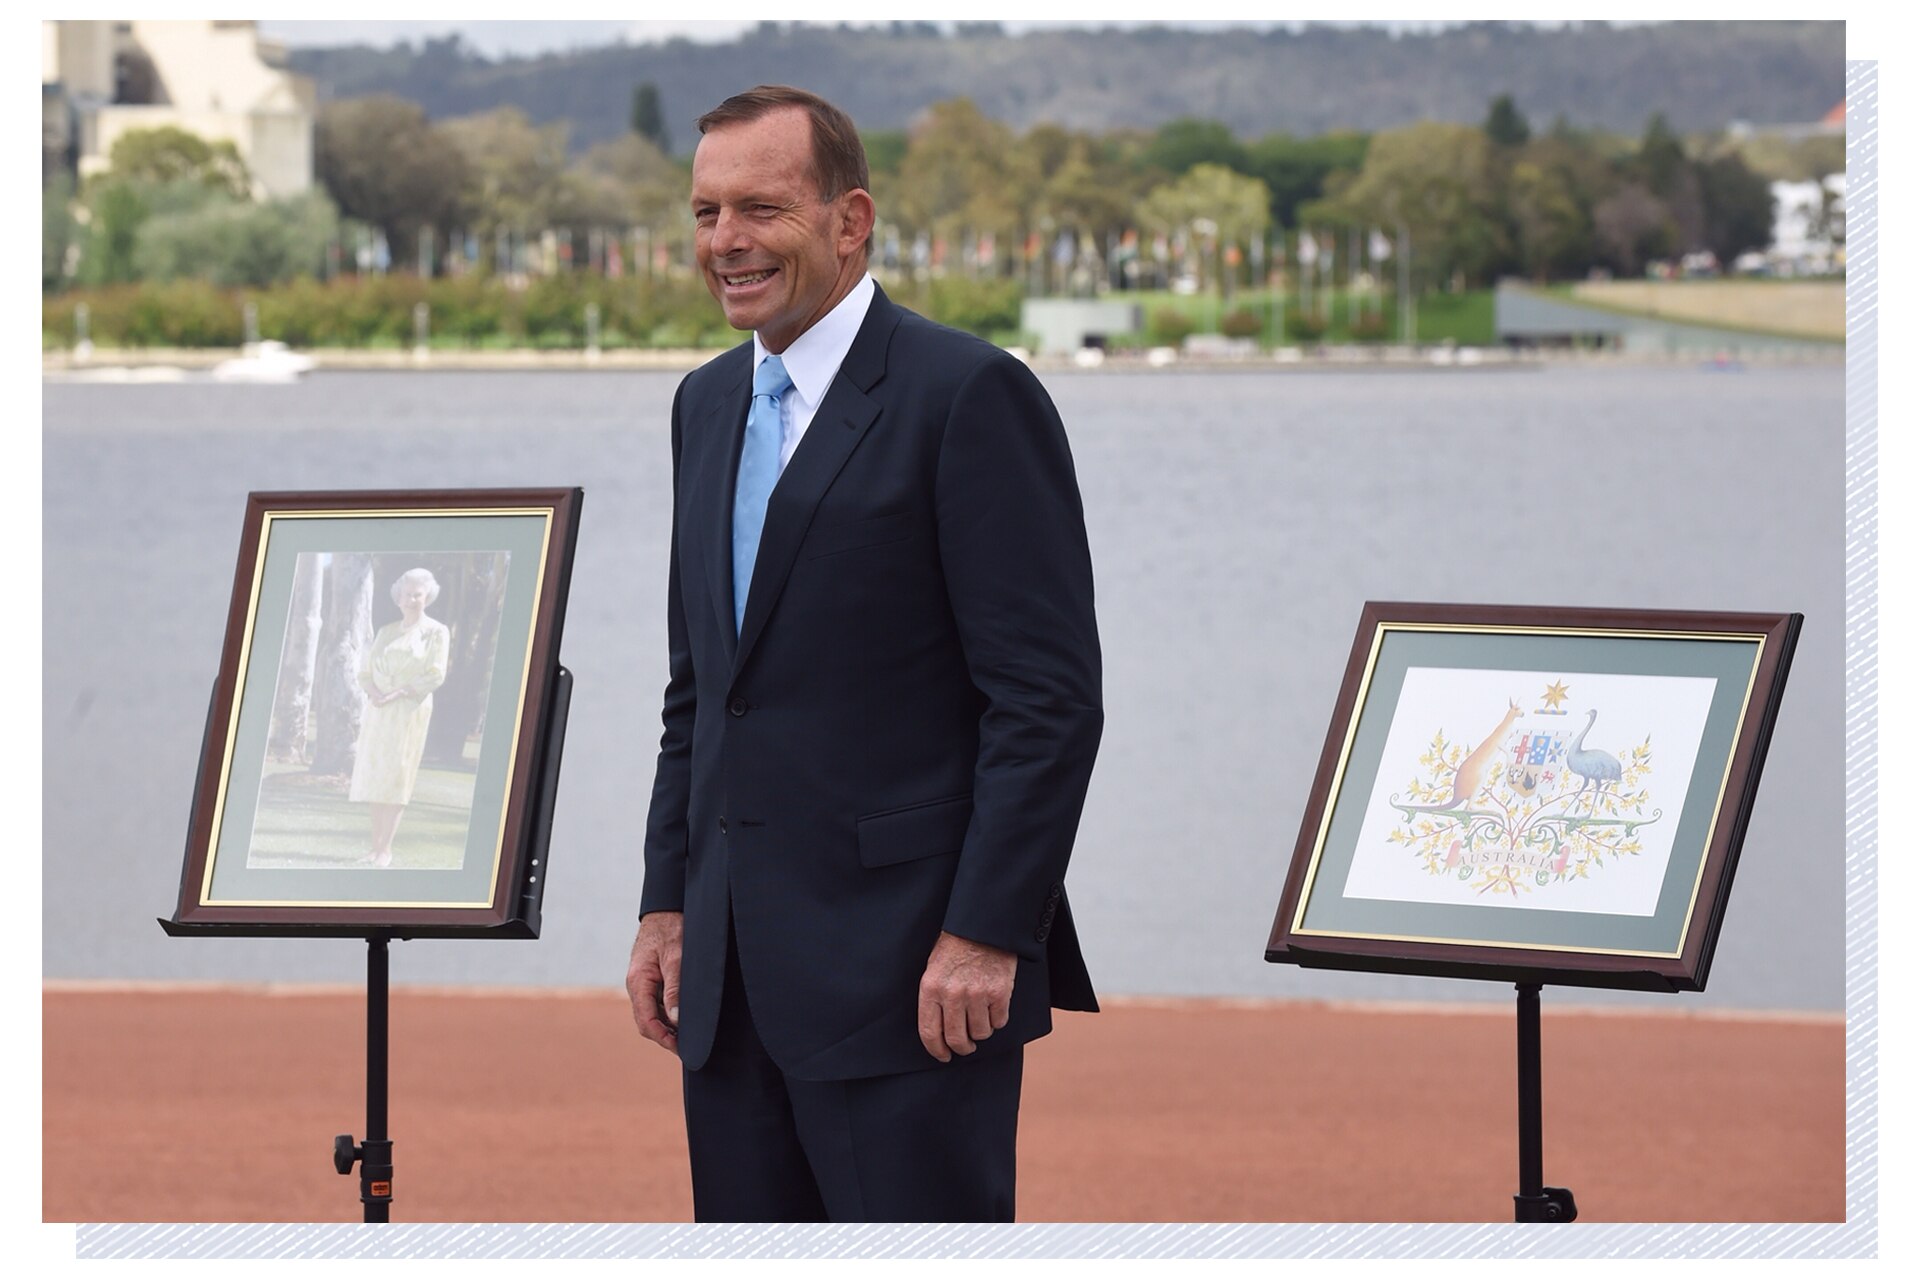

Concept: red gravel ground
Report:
left=42, top=984, right=1844, bottom=1223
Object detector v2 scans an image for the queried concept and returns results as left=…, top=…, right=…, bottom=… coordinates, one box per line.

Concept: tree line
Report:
left=43, top=88, right=1820, bottom=342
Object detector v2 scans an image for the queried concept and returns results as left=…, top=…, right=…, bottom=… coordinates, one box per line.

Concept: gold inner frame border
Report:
left=198, top=507, right=555, bottom=910
left=1287, top=620, right=1767, bottom=959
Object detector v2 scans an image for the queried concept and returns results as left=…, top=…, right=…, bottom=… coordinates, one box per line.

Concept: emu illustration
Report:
left=1566, top=708, right=1624, bottom=812
left=1401, top=699, right=1524, bottom=813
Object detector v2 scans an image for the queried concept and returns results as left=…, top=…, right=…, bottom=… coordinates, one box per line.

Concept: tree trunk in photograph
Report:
left=310, top=553, right=374, bottom=778
left=265, top=552, right=324, bottom=762
left=425, top=552, right=508, bottom=766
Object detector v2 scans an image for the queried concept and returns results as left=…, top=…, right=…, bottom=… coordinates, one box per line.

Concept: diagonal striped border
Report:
left=73, top=60, right=1878, bottom=1261
left=1840, top=54, right=1878, bottom=1247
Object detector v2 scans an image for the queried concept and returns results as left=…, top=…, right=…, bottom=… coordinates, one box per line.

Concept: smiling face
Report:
left=399, top=580, right=430, bottom=619
left=690, top=107, right=875, bottom=353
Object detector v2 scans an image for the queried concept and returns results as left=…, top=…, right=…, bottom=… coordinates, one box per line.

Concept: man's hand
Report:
left=626, top=911, right=684, bottom=1056
left=917, top=931, right=1017, bottom=1062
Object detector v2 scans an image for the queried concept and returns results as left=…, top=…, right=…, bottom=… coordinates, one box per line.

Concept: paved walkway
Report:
left=42, top=985, right=1843, bottom=1223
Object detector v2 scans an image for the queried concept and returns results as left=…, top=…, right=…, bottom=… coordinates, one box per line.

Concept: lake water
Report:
left=42, top=362, right=1846, bottom=1011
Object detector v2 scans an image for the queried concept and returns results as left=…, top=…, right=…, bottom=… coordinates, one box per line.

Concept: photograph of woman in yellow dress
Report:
left=244, top=549, right=514, bottom=872
left=349, top=567, right=451, bottom=866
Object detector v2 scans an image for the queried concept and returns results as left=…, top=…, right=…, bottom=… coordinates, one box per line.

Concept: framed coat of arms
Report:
left=1267, top=602, right=1801, bottom=991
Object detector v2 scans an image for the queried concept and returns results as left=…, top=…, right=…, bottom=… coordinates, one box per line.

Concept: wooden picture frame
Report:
left=1267, top=602, right=1800, bottom=992
left=165, top=488, right=581, bottom=937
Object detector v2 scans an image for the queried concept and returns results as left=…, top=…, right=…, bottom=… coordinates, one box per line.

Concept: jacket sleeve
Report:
left=933, top=352, right=1104, bottom=961
left=639, top=379, right=695, bottom=918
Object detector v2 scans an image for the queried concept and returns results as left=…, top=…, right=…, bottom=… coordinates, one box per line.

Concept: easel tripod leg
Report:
left=334, top=935, right=395, bottom=1223
left=1513, top=982, right=1576, bottom=1223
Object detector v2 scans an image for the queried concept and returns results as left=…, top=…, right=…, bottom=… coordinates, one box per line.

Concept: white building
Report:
left=41, top=19, right=314, bottom=199
left=1765, top=174, right=1845, bottom=277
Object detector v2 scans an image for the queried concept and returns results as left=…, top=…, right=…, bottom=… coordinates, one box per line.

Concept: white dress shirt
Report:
left=751, top=273, right=877, bottom=473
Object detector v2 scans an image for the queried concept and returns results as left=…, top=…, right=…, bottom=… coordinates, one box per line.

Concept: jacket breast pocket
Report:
left=856, top=793, right=973, bottom=868
left=803, top=511, right=915, bottom=561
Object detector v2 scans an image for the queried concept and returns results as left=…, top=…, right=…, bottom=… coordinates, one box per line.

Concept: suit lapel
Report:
left=696, top=353, right=753, bottom=669
left=733, top=288, right=902, bottom=678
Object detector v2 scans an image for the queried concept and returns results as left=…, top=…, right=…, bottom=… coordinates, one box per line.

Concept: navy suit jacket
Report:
left=639, top=285, right=1103, bottom=1081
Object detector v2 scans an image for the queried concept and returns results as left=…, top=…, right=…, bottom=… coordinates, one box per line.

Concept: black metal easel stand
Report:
left=333, top=936, right=395, bottom=1223
left=303, top=667, right=564, bottom=1220
left=1513, top=982, right=1577, bottom=1222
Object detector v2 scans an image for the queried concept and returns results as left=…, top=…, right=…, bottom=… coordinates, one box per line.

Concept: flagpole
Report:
left=1348, top=225, right=1359, bottom=331
left=1398, top=221, right=1413, bottom=347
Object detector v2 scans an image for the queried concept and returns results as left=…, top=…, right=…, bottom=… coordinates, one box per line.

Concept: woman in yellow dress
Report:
left=349, top=567, right=451, bottom=866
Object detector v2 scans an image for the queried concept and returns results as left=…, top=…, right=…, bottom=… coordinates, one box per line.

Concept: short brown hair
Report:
left=696, top=85, right=870, bottom=202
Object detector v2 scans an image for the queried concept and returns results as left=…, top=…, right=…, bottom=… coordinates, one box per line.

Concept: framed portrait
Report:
left=1267, top=602, right=1800, bottom=991
left=166, top=488, right=582, bottom=937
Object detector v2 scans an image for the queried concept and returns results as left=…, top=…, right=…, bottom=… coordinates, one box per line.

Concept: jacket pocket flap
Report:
left=804, top=511, right=915, bottom=560
left=856, top=793, right=972, bottom=868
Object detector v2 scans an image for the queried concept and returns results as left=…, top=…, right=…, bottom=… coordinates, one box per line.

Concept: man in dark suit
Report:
left=625, top=85, right=1102, bottom=1223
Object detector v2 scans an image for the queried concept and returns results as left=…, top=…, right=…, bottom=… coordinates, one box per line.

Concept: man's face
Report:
left=690, top=108, right=869, bottom=353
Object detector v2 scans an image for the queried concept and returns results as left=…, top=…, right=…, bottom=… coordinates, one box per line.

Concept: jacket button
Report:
left=1034, top=926, right=1050, bottom=943
left=729, top=697, right=748, bottom=717
left=718, top=818, right=728, bottom=834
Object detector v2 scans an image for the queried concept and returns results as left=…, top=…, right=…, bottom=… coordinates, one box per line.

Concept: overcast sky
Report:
left=256, top=19, right=1508, bottom=60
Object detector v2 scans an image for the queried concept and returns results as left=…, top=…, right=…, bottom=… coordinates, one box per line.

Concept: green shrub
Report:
left=1219, top=307, right=1263, bottom=339
left=136, top=192, right=338, bottom=288
left=428, top=275, right=506, bottom=343
left=1349, top=311, right=1391, bottom=342
left=252, top=276, right=327, bottom=346
left=518, top=275, right=577, bottom=344
left=1283, top=308, right=1327, bottom=342
left=923, top=277, right=1023, bottom=337
left=1147, top=306, right=1194, bottom=346
left=125, top=279, right=244, bottom=346
left=45, top=271, right=731, bottom=349
left=77, top=181, right=147, bottom=287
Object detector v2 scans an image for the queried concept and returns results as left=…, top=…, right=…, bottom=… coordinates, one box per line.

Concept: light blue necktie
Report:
left=732, top=354, right=793, bottom=634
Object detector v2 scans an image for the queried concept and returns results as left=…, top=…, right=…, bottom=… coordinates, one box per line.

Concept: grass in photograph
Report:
left=245, top=760, right=477, bottom=870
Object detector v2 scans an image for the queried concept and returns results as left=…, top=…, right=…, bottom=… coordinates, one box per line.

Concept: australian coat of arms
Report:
left=1387, top=679, right=1661, bottom=898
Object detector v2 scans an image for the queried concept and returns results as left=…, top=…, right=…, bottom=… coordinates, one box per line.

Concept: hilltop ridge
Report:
left=289, top=20, right=1844, bottom=154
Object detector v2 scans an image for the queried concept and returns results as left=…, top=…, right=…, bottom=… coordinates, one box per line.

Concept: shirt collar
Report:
left=752, top=274, right=876, bottom=410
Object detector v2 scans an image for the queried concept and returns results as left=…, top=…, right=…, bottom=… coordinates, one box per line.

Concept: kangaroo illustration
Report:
left=1402, top=698, right=1524, bottom=813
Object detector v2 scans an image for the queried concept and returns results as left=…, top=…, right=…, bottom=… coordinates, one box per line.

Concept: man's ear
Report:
left=839, top=188, right=877, bottom=258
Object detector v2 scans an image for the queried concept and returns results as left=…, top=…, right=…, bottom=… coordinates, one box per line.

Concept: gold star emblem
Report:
left=1542, top=680, right=1570, bottom=710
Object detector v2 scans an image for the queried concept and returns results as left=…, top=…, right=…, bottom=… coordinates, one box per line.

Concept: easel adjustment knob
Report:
left=333, top=1134, right=360, bottom=1175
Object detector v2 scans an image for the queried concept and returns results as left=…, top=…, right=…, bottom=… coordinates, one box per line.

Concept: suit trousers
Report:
left=681, top=917, right=1023, bottom=1222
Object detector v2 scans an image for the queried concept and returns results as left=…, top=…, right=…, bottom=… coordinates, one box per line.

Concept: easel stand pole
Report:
left=1512, top=982, right=1576, bottom=1222
left=333, top=935, right=395, bottom=1223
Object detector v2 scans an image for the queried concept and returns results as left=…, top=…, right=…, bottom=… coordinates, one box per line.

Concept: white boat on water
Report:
left=210, top=340, right=316, bottom=383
